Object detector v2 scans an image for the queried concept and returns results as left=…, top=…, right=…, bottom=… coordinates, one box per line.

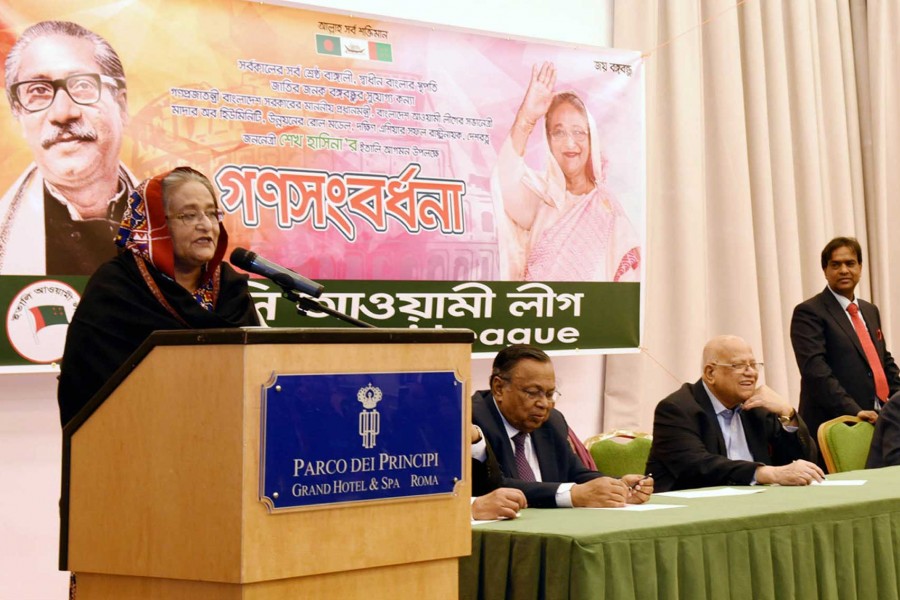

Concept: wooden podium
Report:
left=60, top=327, right=475, bottom=599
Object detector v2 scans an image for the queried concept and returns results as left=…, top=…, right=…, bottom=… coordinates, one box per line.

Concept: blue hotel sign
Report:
left=259, top=371, right=464, bottom=511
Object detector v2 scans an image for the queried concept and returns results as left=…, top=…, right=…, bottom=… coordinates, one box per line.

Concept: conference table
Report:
left=459, top=466, right=900, bottom=600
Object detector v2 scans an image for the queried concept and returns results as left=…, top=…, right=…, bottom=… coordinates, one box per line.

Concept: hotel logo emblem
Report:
left=357, top=383, right=382, bottom=448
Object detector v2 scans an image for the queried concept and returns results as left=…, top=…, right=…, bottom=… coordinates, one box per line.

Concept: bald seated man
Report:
left=647, top=335, right=823, bottom=492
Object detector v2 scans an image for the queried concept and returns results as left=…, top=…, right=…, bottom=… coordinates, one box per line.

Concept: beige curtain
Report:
left=603, top=0, right=898, bottom=432
left=859, top=0, right=900, bottom=348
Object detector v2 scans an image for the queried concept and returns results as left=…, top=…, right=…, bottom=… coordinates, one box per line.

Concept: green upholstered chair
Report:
left=817, top=416, right=876, bottom=474
left=583, top=430, right=652, bottom=478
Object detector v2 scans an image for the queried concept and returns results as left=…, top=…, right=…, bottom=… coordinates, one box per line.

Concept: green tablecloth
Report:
left=460, top=466, right=900, bottom=600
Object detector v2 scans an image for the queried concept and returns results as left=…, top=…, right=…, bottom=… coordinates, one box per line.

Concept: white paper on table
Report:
left=471, top=512, right=522, bottom=525
left=583, top=503, right=688, bottom=511
left=811, top=479, right=867, bottom=486
left=654, top=487, right=766, bottom=499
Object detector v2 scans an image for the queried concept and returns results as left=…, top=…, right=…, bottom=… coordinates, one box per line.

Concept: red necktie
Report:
left=847, top=303, right=889, bottom=401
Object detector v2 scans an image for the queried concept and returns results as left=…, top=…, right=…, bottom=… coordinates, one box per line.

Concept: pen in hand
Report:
left=631, top=473, right=652, bottom=491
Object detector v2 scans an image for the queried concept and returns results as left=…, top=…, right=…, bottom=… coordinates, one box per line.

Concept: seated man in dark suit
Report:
left=472, top=344, right=652, bottom=508
left=647, top=335, right=824, bottom=492
left=866, top=394, right=900, bottom=468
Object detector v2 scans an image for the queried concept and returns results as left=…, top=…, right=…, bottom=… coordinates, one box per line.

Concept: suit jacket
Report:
left=646, top=381, right=818, bottom=492
left=471, top=390, right=603, bottom=507
left=866, top=394, right=900, bottom=468
left=790, top=288, right=900, bottom=441
left=471, top=439, right=503, bottom=497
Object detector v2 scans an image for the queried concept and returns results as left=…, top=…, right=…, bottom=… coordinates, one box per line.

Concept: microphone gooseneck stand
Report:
left=281, top=287, right=376, bottom=329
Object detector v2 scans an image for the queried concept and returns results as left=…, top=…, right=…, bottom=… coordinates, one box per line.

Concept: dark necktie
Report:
left=847, top=303, right=889, bottom=401
left=512, top=432, right=536, bottom=482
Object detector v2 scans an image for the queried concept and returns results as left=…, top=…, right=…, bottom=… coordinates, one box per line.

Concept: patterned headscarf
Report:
left=115, top=166, right=228, bottom=310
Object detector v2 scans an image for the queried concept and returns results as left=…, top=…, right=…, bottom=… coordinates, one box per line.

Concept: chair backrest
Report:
left=817, top=416, right=876, bottom=473
left=584, top=430, right=652, bottom=478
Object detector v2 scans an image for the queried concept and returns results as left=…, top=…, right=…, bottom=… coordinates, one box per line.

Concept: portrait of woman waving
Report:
left=58, top=166, right=260, bottom=426
left=492, top=61, right=641, bottom=282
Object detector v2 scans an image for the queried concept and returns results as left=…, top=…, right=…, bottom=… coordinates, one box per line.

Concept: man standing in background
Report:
left=0, top=20, right=136, bottom=275
left=791, top=237, right=900, bottom=448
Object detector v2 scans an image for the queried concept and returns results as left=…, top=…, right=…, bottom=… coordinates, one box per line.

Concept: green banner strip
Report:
left=1, top=275, right=639, bottom=367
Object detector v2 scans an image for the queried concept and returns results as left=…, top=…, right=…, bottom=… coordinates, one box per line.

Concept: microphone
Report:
left=230, top=247, right=324, bottom=298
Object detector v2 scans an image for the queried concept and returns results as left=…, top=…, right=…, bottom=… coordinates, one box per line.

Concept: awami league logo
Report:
left=6, top=280, right=79, bottom=363
left=358, top=383, right=382, bottom=448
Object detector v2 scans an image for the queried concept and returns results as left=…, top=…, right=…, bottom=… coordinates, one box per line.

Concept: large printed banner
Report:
left=0, top=0, right=644, bottom=369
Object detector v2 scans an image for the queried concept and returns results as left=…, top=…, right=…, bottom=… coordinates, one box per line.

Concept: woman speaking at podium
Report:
left=57, top=166, right=259, bottom=426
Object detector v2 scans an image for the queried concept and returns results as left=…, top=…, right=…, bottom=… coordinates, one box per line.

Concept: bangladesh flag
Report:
left=29, top=305, right=69, bottom=332
left=316, top=34, right=342, bottom=56
left=368, top=41, right=392, bottom=62
left=315, top=34, right=393, bottom=62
